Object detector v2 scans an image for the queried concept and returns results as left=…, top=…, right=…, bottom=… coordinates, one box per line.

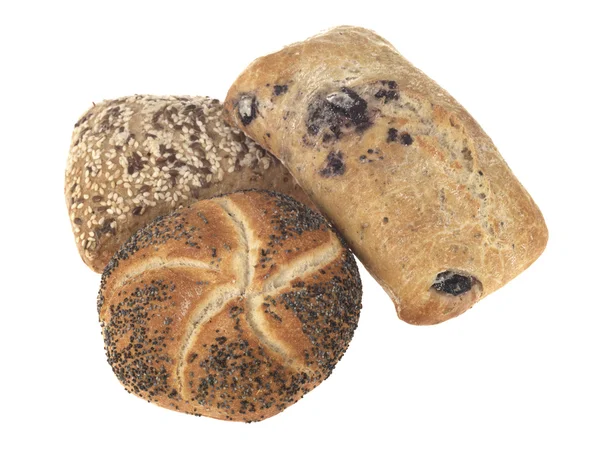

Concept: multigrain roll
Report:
left=225, top=26, right=548, bottom=325
left=98, top=190, right=361, bottom=422
left=65, top=95, right=313, bottom=272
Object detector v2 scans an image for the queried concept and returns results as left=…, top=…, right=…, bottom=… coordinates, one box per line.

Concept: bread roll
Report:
left=224, top=26, right=548, bottom=325
left=98, top=190, right=361, bottom=422
left=65, top=95, right=313, bottom=272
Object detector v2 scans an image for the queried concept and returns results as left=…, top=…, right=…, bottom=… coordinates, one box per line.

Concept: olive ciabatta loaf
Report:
left=98, top=190, right=361, bottom=422
left=225, top=26, right=548, bottom=325
left=65, top=95, right=313, bottom=273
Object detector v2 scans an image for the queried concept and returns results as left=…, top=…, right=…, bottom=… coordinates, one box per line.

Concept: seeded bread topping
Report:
left=98, top=190, right=361, bottom=422
left=65, top=95, right=311, bottom=272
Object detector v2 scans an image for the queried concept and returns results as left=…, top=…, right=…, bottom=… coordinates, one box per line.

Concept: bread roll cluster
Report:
left=66, top=26, right=546, bottom=422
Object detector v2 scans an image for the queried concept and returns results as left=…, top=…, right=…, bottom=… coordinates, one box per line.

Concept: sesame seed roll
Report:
left=65, top=95, right=312, bottom=272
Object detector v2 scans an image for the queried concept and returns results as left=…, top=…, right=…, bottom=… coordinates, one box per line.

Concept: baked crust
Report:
left=65, top=95, right=313, bottom=272
left=224, top=26, right=548, bottom=325
left=98, top=190, right=361, bottom=421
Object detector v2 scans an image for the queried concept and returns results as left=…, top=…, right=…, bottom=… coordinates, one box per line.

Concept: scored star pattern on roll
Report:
left=98, top=191, right=361, bottom=421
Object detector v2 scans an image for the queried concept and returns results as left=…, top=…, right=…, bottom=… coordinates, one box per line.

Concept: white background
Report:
left=2, top=1, right=598, bottom=449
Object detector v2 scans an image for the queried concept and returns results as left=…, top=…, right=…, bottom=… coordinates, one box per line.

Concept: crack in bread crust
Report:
left=112, top=257, right=218, bottom=289
left=213, top=198, right=253, bottom=293
left=175, top=286, right=244, bottom=397
left=244, top=240, right=341, bottom=371
left=175, top=199, right=251, bottom=399
left=98, top=258, right=221, bottom=319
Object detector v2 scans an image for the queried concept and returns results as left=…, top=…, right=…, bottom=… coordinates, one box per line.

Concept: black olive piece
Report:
left=431, top=271, right=475, bottom=296
left=319, top=151, right=345, bottom=177
left=400, top=133, right=413, bottom=146
left=306, top=87, right=371, bottom=138
left=273, top=85, right=288, bottom=96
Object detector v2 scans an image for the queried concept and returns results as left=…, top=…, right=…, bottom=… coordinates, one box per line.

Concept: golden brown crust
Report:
left=224, top=26, right=548, bottom=325
left=65, top=95, right=313, bottom=273
left=98, top=190, right=361, bottom=421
